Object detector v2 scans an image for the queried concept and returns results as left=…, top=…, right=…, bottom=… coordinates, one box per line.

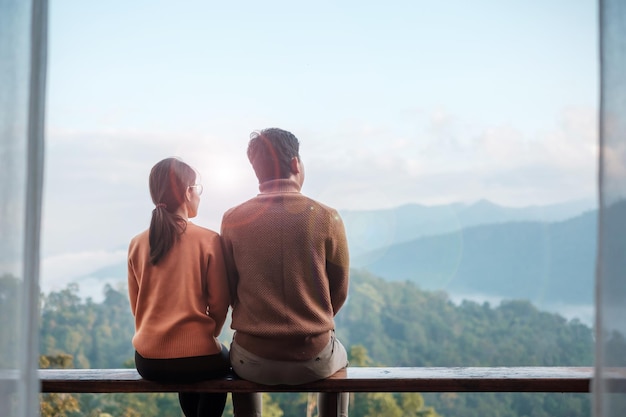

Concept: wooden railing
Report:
left=32, top=366, right=617, bottom=416
left=38, top=367, right=595, bottom=393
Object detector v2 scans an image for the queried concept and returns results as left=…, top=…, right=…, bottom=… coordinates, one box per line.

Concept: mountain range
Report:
left=351, top=208, right=596, bottom=308
left=341, top=198, right=595, bottom=256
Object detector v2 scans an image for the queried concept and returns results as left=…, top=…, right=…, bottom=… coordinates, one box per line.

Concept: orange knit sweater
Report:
left=221, top=179, right=350, bottom=360
left=128, top=222, right=230, bottom=359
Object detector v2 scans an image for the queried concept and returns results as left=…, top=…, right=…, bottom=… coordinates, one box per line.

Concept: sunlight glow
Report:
left=204, top=156, right=249, bottom=190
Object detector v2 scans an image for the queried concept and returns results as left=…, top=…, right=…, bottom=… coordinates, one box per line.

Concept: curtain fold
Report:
left=595, top=0, right=626, bottom=416
left=0, top=0, right=47, bottom=416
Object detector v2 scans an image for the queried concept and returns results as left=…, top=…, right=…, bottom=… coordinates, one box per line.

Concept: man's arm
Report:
left=326, top=211, right=350, bottom=315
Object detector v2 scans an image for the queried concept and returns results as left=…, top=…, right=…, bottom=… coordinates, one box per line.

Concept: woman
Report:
left=128, top=157, right=230, bottom=417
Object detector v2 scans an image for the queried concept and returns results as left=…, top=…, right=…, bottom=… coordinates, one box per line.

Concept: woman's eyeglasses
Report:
left=188, top=184, right=203, bottom=196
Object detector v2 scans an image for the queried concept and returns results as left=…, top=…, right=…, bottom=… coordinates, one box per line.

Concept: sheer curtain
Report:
left=596, top=0, right=626, bottom=416
left=0, top=0, right=47, bottom=416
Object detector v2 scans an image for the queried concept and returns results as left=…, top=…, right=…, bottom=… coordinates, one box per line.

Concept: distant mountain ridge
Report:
left=351, top=209, right=597, bottom=311
left=340, top=198, right=595, bottom=257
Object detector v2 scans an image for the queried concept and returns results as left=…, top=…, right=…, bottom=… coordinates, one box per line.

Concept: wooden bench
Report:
left=10, top=366, right=624, bottom=417
left=39, top=367, right=595, bottom=394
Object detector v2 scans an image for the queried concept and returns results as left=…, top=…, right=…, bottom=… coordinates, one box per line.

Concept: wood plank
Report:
left=37, top=367, right=599, bottom=394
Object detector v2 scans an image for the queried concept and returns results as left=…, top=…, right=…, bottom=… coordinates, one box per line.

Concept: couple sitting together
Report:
left=127, top=128, right=350, bottom=417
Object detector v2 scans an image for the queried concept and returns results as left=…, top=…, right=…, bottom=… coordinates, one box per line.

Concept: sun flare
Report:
left=204, top=156, right=249, bottom=189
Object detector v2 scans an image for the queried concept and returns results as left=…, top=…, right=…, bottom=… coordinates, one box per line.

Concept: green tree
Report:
left=348, top=344, right=439, bottom=417
left=222, top=393, right=284, bottom=417
left=361, top=392, right=403, bottom=417
left=349, top=345, right=375, bottom=366
left=400, top=393, right=440, bottom=417
left=40, top=354, right=80, bottom=417
left=40, top=283, right=95, bottom=368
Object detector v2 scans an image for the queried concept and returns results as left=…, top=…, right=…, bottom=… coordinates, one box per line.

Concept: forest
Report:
left=1, top=271, right=593, bottom=416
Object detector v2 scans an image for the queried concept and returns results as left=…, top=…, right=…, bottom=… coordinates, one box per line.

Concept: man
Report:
left=221, top=128, right=350, bottom=417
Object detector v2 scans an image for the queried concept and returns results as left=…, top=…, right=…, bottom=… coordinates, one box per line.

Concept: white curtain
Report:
left=595, top=0, right=626, bottom=416
left=0, top=0, right=47, bottom=416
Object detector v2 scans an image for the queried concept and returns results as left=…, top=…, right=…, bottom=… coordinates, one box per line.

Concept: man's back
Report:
left=221, top=179, right=349, bottom=360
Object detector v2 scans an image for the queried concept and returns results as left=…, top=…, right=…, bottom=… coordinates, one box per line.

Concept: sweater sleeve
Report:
left=127, top=242, right=139, bottom=317
left=206, top=233, right=231, bottom=338
left=326, top=210, right=350, bottom=315
left=220, top=214, right=239, bottom=308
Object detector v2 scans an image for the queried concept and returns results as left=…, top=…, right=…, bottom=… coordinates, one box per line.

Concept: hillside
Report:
left=351, top=209, right=597, bottom=311
left=29, top=269, right=593, bottom=417
left=338, top=270, right=593, bottom=367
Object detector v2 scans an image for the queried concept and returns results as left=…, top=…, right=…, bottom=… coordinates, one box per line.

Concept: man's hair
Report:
left=247, top=128, right=300, bottom=183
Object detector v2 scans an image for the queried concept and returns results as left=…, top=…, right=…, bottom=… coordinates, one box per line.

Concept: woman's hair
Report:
left=148, top=157, right=196, bottom=265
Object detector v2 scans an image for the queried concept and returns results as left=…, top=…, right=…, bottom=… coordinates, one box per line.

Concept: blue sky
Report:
left=42, top=1, right=598, bottom=296
left=48, top=1, right=596, bottom=130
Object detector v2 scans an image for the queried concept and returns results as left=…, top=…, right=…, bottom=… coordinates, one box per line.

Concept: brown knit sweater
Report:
left=128, top=222, right=230, bottom=359
left=220, top=179, right=350, bottom=361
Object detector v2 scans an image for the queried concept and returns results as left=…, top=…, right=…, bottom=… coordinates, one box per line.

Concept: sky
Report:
left=41, top=1, right=599, bottom=297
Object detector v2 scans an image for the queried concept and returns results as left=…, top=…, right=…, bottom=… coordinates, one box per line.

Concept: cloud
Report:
left=39, top=105, right=598, bottom=294
left=40, top=249, right=127, bottom=299
left=305, top=106, right=597, bottom=209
